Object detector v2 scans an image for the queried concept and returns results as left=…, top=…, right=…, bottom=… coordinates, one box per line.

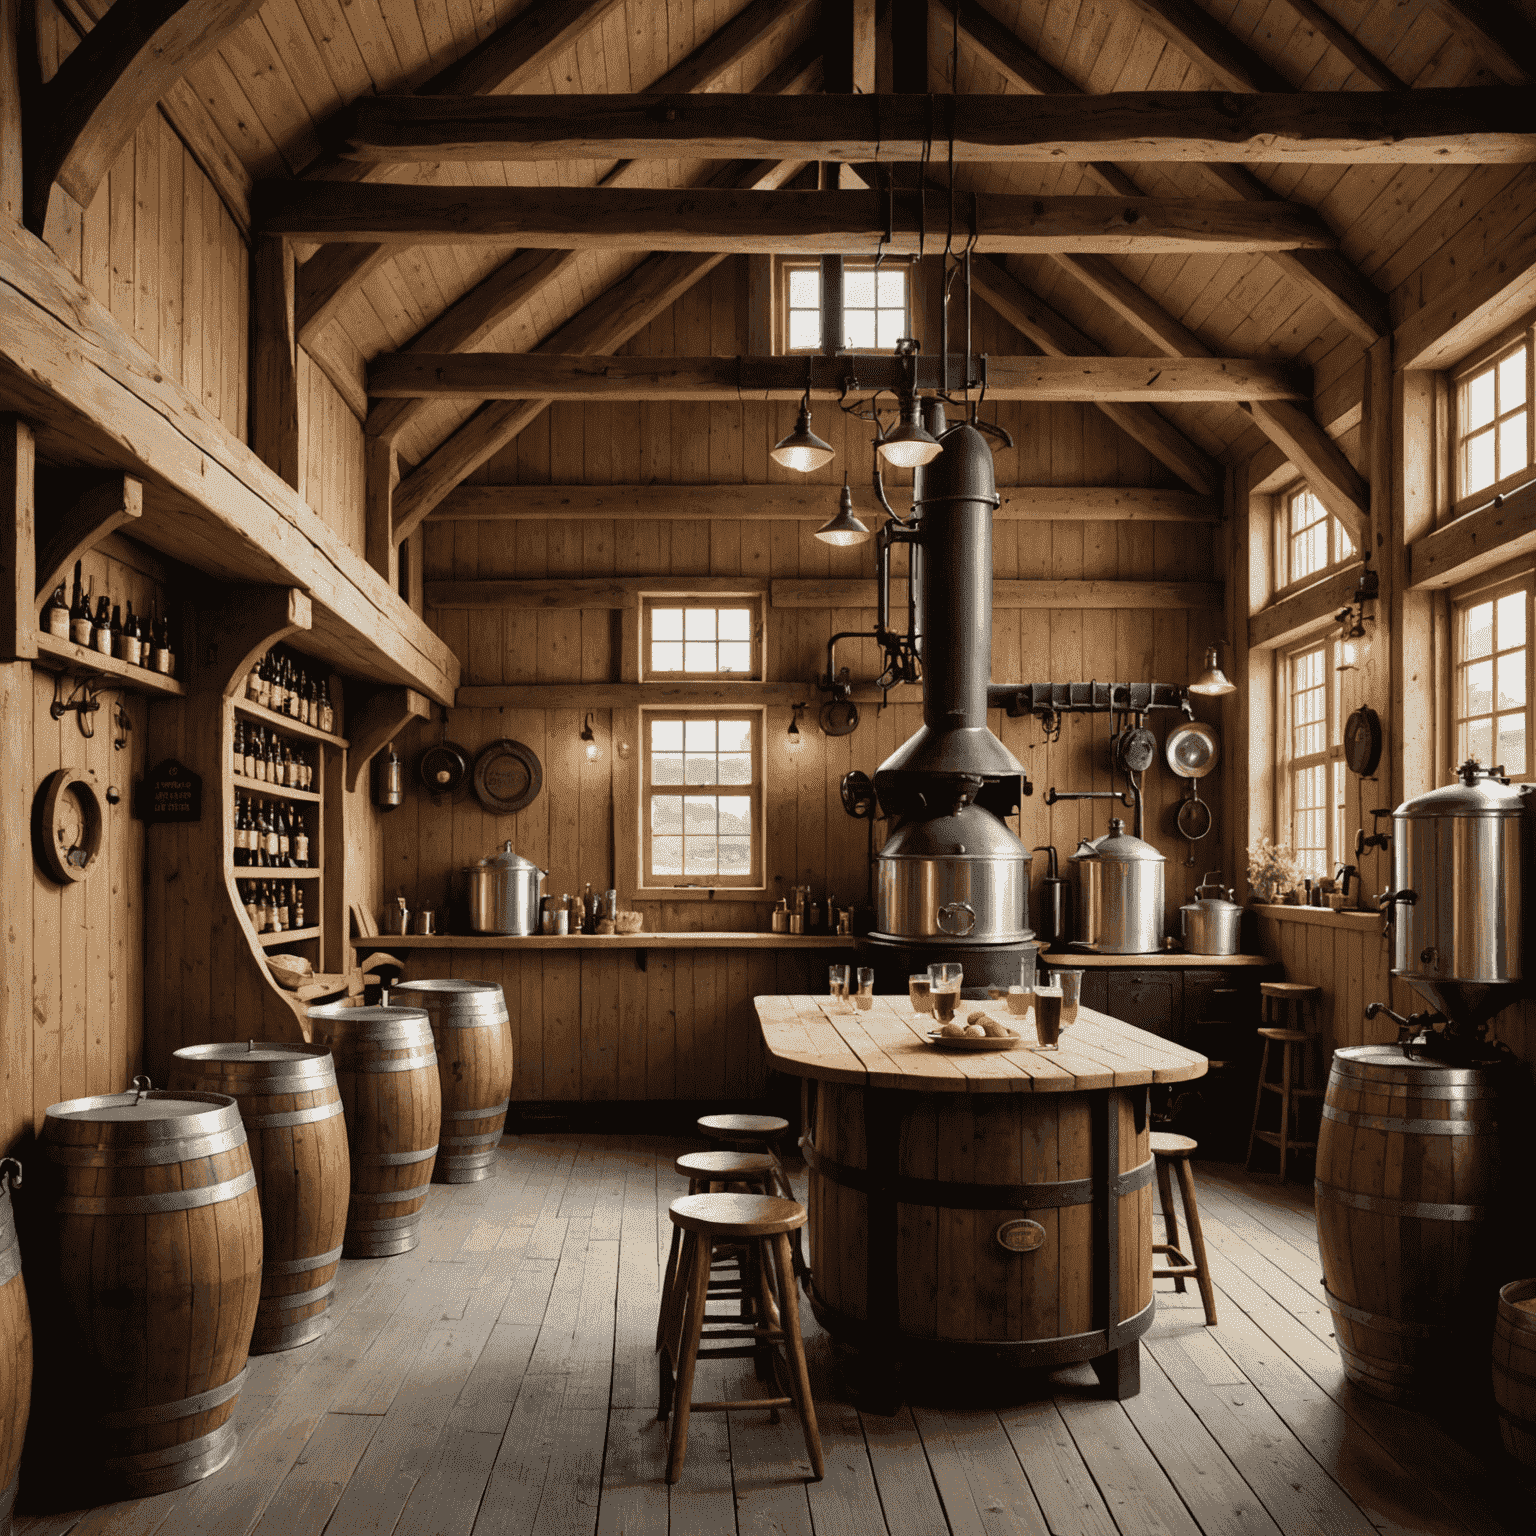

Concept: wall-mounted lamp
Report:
left=1335, top=560, right=1379, bottom=672
left=787, top=702, right=805, bottom=750
left=580, top=713, right=602, bottom=764
left=1188, top=641, right=1237, bottom=697
left=814, top=478, right=872, bottom=546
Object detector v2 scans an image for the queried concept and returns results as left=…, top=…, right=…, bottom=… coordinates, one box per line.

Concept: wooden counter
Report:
left=1040, top=950, right=1272, bottom=969
left=349, top=931, right=849, bottom=951
left=755, top=994, right=1206, bottom=1405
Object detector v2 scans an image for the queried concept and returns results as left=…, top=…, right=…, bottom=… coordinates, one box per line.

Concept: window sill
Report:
left=1251, top=903, right=1382, bottom=931
left=633, top=889, right=773, bottom=903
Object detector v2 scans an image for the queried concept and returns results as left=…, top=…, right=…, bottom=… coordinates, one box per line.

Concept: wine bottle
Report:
left=232, top=721, right=244, bottom=778
left=293, top=883, right=305, bottom=929
left=275, top=883, right=289, bottom=932
left=69, top=563, right=93, bottom=646
left=107, top=603, right=123, bottom=660
left=123, top=602, right=142, bottom=666
left=318, top=680, right=334, bottom=734
left=260, top=881, right=275, bottom=933
left=277, top=804, right=291, bottom=864
left=263, top=801, right=280, bottom=863
left=301, top=673, right=314, bottom=727
left=293, top=814, right=309, bottom=867
left=232, top=796, right=244, bottom=867
left=285, top=660, right=301, bottom=719
left=90, top=593, right=110, bottom=655
left=42, top=583, right=69, bottom=639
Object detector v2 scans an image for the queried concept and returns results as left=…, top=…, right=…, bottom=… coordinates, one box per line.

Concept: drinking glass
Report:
left=1006, top=984, right=1032, bottom=1019
left=855, top=966, right=875, bottom=1010
left=1056, top=969, right=1083, bottom=1031
left=928, top=963, right=963, bottom=1024
left=908, top=974, right=934, bottom=1014
left=1033, top=985, right=1063, bottom=1049
left=1019, top=949, right=1039, bottom=993
left=828, top=964, right=850, bottom=1012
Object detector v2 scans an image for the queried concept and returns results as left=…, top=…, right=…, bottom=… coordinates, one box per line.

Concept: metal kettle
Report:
left=1070, top=818, right=1165, bottom=954
left=1179, top=872, right=1243, bottom=956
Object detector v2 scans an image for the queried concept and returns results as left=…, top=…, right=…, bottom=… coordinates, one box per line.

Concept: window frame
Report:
left=1275, top=634, right=1348, bottom=882
left=1273, top=482, right=1358, bottom=599
left=640, top=595, right=764, bottom=682
left=1451, top=320, right=1536, bottom=517
left=778, top=258, right=911, bottom=354
left=638, top=708, right=766, bottom=892
left=1449, top=568, right=1534, bottom=784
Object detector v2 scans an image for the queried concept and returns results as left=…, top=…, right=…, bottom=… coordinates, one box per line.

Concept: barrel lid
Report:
left=173, top=1042, right=333, bottom=1065
left=306, top=1004, right=430, bottom=1026
left=1333, top=1044, right=1503, bottom=1084
left=44, top=1089, right=237, bottom=1126
left=393, top=979, right=503, bottom=996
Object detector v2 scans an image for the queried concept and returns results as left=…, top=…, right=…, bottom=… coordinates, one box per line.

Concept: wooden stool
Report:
left=696, top=1114, right=794, bottom=1200
left=658, top=1193, right=824, bottom=1484
left=1151, top=1132, right=1217, bottom=1326
left=657, top=1152, right=777, bottom=1352
left=1246, top=983, right=1324, bottom=1181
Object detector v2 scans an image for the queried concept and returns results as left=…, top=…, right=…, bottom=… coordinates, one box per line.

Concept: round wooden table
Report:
left=755, top=994, right=1208, bottom=1404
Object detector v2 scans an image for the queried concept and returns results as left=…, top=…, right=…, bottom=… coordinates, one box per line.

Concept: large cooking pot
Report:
left=1388, top=759, right=1535, bottom=1032
left=873, top=803, right=1032, bottom=943
left=1070, top=818, right=1165, bottom=954
left=1179, top=872, right=1242, bottom=956
left=465, top=841, right=546, bottom=935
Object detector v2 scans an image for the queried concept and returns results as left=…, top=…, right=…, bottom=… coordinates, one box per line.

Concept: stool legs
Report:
left=774, top=1232, right=825, bottom=1481
left=1245, top=1038, right=1273, bottom=1171
left=1154, top=1156, right=1186, bottom=1294
left=665, top=1237, right=713, bottom=1481
left=1277, top=1040, right=1295, bottom=1183
left=1174, top=1157, right=1218, bottom=1327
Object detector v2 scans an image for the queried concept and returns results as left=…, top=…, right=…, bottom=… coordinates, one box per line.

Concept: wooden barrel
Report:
left=0, top=1161, right=31, bottom=1536
left=169, top=1044, right=350, bottom=1353
left=41, top=1085, right=263, bottom=1494
left=1314, top=1045, right=1507, bottom=1402
left=1494, top=1278, right=1536, bottom=1469
left=306, top=1006, right=440, bottom=1257
left=806, top=1081, right=1153, bottom=1376
left=393, top=980, right=514, bottom=1183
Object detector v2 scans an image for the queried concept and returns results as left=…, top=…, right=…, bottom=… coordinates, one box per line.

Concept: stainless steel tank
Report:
left=874, top=803, right=1031, bottom=943
left=1389, top=760, right=1534, bottom=1033
left=1070, top=818, right=1166, bottom=954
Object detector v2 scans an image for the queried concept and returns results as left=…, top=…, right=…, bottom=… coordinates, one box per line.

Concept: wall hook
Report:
left=50, top=673, right=103, bottom=736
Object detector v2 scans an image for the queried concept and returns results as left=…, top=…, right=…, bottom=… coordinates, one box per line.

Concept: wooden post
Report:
left=365, top=434, right=398, bottom=588
left=0, top=415, right=35, bottom=661
left=252, top=235, right=303, bottom=496
left=0, top=0, right=22, bottom=229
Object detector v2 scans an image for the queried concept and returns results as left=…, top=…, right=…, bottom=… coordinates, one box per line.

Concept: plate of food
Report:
left=926, top=1011, right=1022, bottom=1051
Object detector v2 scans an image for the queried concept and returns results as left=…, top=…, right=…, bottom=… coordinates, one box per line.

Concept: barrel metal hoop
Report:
left=264, top=1243, right=344, bottom=1277
left=264, top=1276, right=337, bottom=1312
left=1330, top=1066, right=1501, bottom=1098
left=431, top=1015, right=509, bottom=1029
left=1314, top=1180, right=1485, bottom=1223
left=101, top=1420, right=236, bottom=1477
left=1321, top=1286, right=1446, bottom=1338
left=1321, top=1104, right=1492, bottom=1137
left=358, top=1147, right=437, bottom=1167
left=342, top=1052, right=437, bottom=1074
left=99, top=1367, right=248, bottom=1428
left=58, top=1167, right=257, bottom=1216
left=1495, top=1358, right=1536, bottom=1389
left=47, top=1124, right=248, bottom=1167
left=804, top=1141, right=1150, bottom=1210
left=242, top=1101, right=344, bottom=1130
left=446, top=1099, right=511, bottom=1120
left=443, top=1130, right=505, bottom=1148
left=353, top=1184, right=431, bottom=1203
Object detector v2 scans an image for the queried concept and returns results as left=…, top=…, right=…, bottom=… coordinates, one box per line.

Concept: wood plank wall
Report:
left=298, top=352, right=366, bottom=557
left=386, top=258, right=1227, bottom=1101
left=0, top=537, right=165, bottom=1157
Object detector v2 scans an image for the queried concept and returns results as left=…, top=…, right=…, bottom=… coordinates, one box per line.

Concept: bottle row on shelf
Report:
left=234, top=793, right=313, bottom=868
left=233, top=721, right=316, bottom=790
left=245, top=645, right=335, bottom=732
left=238, top=879, right=307, bottom=935
left=42, top=560, right=177, bottom=675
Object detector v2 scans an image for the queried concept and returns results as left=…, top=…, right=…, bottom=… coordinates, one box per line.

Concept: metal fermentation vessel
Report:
left=859, top=408, right=1037, bottom=992
left=1070, top=819, right=1166, bottom=954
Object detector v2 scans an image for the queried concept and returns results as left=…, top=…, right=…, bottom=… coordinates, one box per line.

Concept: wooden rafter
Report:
left=1116, top=0, right=1291, bottom=92
left=1275, top=0, right=1406, bottom=90
left=361, top=33, right=823, bottom=442
left=1420, top=0, right=1535, bottom=85
left=256, top=184, right=1333, bottom=254
left=944, top=0, right=1389, bottom=342
left=336, top=89, right=1532, bottom=165
left=366, top=352, right=1309, bottom=404
left=292, top=0, right=817, bottom=345
left=24, top=0, right=265, bottom=230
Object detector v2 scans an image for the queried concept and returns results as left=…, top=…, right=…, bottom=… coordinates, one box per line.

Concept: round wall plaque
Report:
left=995, top=1218, right=1046, bottom=1254
left=1344, top=706, right=1383, bottom=776
left=472, top=739, right=543, bottom=815
left=35, top=768, right=103, bottom=883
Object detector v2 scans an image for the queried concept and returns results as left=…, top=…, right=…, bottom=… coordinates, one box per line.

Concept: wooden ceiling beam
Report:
left=24, top=0, right=265, bottom=231
left=965, top=257, right=1220, bottom=495
left=1275, top=0, right=1406, bottom=91
left=293, top=0, right=817, bottom=345
left=1419, top=0, right=1534, bottom=86
left=1115, top=0, right=1292, bottom=92
left=257, top=185, right=1334, bottom=254
left=335, top=88, right=1532, bottom=165
left=945, top=0, right=1389, bottom=342
left=428, top=484, right=1222, bottom=521
left=367, top=352, right=1309, bottom=404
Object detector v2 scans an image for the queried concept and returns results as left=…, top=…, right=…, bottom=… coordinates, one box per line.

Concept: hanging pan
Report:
left=1166, top=720, right=1220, bottom=779
left=417, top=739, right=471, bottom=798
left=1176, top=780, right=1213, bottom=866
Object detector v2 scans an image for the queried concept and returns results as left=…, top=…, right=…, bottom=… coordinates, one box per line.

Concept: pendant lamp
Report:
left=814, top=482, right=872, bottom=546
left=770, top=399, right=834, bottom=473
left=876, top=398, right=943, bottom=469
left=1188, top=643, right=1237, bottom=697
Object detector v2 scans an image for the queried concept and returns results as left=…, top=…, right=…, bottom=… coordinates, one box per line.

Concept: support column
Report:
left=252, top=235, right=303, bottom=496
left=0, top=415, right=35, bottom=660
left=365, top=434, right=398, bottom=588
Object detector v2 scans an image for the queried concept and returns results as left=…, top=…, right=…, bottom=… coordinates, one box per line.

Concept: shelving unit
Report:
left=231, top=776, right=321, bottom=805
left=34, top=631, right=187, bottom=697
left=259, top=926, right=323, bottom=948
left=228, top=865, right=322, bottom=879
left=233, top=696, right=348, bottom=748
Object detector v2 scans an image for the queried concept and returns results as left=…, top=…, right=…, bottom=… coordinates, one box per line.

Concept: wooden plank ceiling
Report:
left=157, top=0, right=1535, bottom=495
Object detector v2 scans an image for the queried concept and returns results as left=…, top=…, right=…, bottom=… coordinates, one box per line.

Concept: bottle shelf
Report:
left=229, top=865, right=322, bottom=879
left=258, top=927, right=322, bottom=948
left=234, top=697, right=349, bottom=749
left=229, top=775, right=321, bottom=804
left=34, top=632, right=187, bottom=697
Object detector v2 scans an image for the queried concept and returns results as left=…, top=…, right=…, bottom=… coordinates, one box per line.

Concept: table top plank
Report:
left=756, top=995, right=1207, bottom=1093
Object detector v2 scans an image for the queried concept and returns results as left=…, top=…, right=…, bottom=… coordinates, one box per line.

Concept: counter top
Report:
left=1039, top=951, right=1274, bottom=969
left=349, top=931, right=851, bottom=951
left=755, top=994, right=1207, bottom=1094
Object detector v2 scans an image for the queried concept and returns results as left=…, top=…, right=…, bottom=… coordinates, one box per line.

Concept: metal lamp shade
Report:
left=814, top=486, right=872, bottom=546
left=770, top=406, right=834, bottom=472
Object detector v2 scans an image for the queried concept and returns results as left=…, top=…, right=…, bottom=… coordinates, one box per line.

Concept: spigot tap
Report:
left=1355, top=807, right=1393, bottom=857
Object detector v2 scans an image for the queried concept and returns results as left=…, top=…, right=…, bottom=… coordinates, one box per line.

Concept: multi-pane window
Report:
left=643, top=715, right=762, bottom=887
left=643, top=600, right=760, bottom=680
left=783, top=263, right=908, bottom=352
left=1280, top=638, right=1346, bottom=880
left=1455, top=333, right=1532, bottom=509
left=1454, top=580, right=1530, bottom=778
left=1279, top=486, right=1356, bottom=591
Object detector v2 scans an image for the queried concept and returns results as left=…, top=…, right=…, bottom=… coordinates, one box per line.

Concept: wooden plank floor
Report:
left=16, top=1136, right=1534, bottom=1536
